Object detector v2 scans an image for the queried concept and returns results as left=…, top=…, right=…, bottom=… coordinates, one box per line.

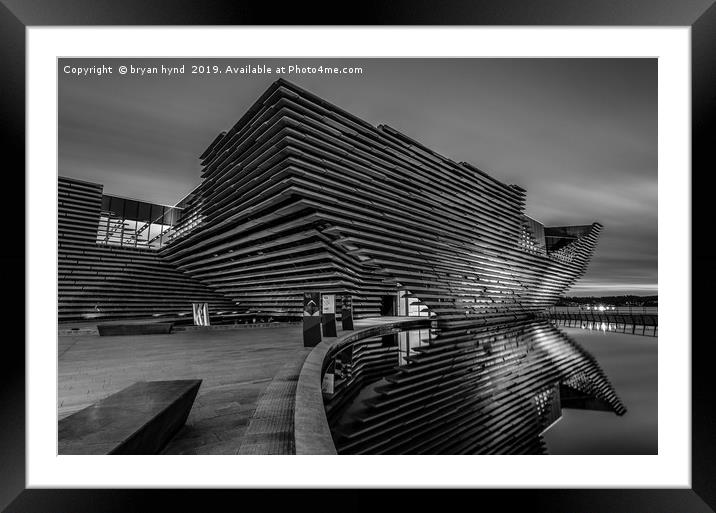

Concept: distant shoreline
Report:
left=558, top=294, right=657, bottom=307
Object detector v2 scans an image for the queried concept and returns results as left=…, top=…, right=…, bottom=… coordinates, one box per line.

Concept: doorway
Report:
left=380, top=295, right=396, bottom=316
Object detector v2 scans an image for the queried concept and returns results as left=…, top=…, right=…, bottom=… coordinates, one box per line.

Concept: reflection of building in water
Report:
left=326, top=319, right=626, bottom=455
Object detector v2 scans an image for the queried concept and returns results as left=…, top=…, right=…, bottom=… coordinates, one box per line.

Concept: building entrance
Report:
left=380, top=295, right=397, bottom=316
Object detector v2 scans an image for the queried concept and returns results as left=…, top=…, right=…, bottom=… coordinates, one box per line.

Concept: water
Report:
left=326, top=319, right=633, bottom=454
left=543, top=327, right=657, bottom=454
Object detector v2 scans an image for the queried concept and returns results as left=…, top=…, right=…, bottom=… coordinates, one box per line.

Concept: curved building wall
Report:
left=159, top=79, right=602, bottom=324
left=58, top=177, right=236, bottom=322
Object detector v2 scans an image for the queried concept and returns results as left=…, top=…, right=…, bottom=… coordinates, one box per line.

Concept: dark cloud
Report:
left=59, top=58, right=657, bottom=296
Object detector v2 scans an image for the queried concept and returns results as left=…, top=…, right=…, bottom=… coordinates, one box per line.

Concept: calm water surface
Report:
left=543, top=327, right=657, bottom=454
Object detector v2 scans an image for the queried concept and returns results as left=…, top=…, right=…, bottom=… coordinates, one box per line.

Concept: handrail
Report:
left=293, top=317, right=431, bottom=455
left=539, top=309, right=658, bottom=325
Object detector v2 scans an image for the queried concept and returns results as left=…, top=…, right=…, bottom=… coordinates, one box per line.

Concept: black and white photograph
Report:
left=55, top=57, right=658, bottom=456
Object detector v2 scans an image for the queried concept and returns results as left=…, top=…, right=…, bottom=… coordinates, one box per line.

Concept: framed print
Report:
left=3, top=0, right=714, bottom=511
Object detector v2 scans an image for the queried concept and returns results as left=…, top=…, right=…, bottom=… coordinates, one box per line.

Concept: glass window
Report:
left=96, top=194, right=183, bottom=250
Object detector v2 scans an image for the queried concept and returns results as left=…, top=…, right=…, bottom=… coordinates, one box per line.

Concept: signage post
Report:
left=303, top=292, right=322, bottom=347
left=340, top=295, right=354, bottom=330
left=322, top=293, right=337, bottom=337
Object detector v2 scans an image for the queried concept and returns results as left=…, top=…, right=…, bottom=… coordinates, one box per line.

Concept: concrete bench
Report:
left=97, top=322, right=174, bottom=336
left=59, top=380, right=201, bottom=454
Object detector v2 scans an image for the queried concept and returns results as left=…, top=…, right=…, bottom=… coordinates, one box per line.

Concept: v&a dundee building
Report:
left=58, top=79, right=625, bottom=455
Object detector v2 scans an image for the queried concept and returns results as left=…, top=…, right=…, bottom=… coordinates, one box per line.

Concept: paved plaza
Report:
left=58, top=317, right=409, bottom=454
left=58, top=325, right=308, bottom=454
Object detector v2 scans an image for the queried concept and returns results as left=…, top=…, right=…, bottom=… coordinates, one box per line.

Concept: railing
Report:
left=539, top=307, right=658, bottom=337
left=549, top=306, right=657, bottom=315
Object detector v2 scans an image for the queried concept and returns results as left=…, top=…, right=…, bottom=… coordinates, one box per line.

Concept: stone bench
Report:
left=59, top=380, right=201, bottom=454
left=97, top=322, right=174, bottom=336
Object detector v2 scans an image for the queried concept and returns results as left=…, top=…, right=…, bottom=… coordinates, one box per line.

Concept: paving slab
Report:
left=58, top=325, right=305, bottom=454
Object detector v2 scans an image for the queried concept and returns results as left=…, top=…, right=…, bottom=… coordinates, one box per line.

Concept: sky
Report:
left=58, top=58, right=657, bottom=297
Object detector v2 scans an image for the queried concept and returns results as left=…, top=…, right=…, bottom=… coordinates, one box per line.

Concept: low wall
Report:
left=293, top=317, right=431, bottom=455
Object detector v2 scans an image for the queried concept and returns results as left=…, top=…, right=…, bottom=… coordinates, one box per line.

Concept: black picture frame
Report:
left=2, top=1, right=712, bottom=511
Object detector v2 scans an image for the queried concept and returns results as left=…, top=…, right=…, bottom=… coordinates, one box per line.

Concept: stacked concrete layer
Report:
left=327, top=319, right=626, bottom=455
left=160, top=79, right=602, bottom=323
left=58, top=177, right=237, bottom=322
